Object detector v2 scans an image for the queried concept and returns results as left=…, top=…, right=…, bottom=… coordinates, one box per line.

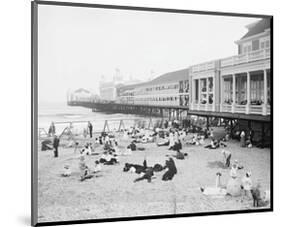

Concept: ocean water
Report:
left=38, top=102, right=145, bottom=136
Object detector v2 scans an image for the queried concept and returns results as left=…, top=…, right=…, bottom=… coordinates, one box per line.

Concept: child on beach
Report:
left=241, top=171, right=253, bottom=199
left=93, top=160, right=102, bottom=173
left=62, top=165, right=71, bottom=177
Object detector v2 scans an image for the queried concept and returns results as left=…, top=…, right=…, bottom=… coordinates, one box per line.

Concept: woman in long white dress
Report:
left=226, top=162, right=242, bottom=196
left=169, top=132, right=175, bottom=149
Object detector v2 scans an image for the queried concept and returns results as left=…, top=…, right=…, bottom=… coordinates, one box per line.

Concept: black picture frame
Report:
left=31, top=1, right=273, bottom=226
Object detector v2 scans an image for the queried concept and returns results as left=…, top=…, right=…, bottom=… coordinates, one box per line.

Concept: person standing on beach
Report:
left=88, top=121, right=93, bottom=138
left=48, top=122, right=56, bottom=137
left=53, top=135, right=60, bottom=158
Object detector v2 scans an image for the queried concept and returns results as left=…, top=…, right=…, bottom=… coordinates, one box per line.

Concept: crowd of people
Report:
left=42, top=119, right=270, bottom=208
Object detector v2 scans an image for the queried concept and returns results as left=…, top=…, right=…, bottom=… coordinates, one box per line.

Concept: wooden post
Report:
left=118, top=120, right=125, bottom=132
left=103, top=120, right=110, bottom=132
left=261, top=122, right=265, bottom=147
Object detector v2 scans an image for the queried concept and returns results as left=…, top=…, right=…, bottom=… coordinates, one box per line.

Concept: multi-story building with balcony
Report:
left=189, top=18, right=271, bottom=117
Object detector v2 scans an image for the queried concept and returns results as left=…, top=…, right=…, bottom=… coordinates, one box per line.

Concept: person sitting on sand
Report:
left=134, top=167, right=154, bottom=183
left=80, top=166, right=93, bottom=181
left=172, top=139, right=182, bottom=151
left=241, top=171, right=253, bottom=199
left=62, top=165, right=71, bottom=177
left=204, top=139, right=219, bottom=149
left=187, top=135, right=199, bottom=146
left=200, top=172, right=227, bottom=196
left=173, top=149, right=188, bottom=160
left=93, top=160, right=102, bottom=173
left=94, top=138, right=99, bottom=145
left=128, top=141, right=136, bottom=151
left=162, top=157, right=177, bottom=181
left=221, top=150, right=231, bottom=167
left=198, top=135, right=205, bottom=145
left=100, top=152, right=118, bottom=165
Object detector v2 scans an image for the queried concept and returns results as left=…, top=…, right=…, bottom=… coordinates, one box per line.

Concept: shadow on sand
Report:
left=207, top=161, right=229, bottom=169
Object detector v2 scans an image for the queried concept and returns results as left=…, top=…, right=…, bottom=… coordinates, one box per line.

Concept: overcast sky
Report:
left=38, top=4, right=260, bottom=103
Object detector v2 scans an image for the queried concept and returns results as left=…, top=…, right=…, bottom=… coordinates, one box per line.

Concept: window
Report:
left=235, top=75, right=247, bottom=105
left=252, top=39, right=259, bottom=51
left=224, top=77, right=233, bottom=104
left=250, top=74, right=263, bottom=105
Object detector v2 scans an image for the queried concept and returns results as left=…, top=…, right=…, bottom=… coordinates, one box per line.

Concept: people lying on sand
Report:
left=221, top=150, right=231, bottom=167
left=200, top=172, right=227, bottom=196
left=173, top=150, right=188, bottom=160
left=61, top=165, right=71, bottom=177
left=123, top=159, right=147, bottom=174
left=162, top=157, right=177, bottom=181
left=204, top=139, right=219, bottom=149
left=187, top=135, right=200, bottom=146
left=141, top=135, right=154, bottom=143
left=241, top=171, right=252, bottom=198
left=157, top=136, right=169, bottom=146
left=99, top=152, right=118, bottom=165
left=218, top=139, right=227, bottom=147
left=134, top=167, right=154, bottom=183
left=93, top=160, right=102, bottom=173
left=152, top=163, right=165, bottom=172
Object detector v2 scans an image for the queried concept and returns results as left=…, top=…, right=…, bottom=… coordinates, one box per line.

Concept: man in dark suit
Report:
left=88, top=121, right=93, bottom=138
left=53, top=135, right=60, bottom=158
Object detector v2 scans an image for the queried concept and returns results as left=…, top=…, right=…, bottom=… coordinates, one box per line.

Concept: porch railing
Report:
left=221, top=48, right=270, bottom=67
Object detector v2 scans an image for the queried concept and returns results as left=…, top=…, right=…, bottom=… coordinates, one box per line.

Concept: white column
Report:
left=262, top=69, right=268, bottom=115
left=232, top=74, right=236, bottom=113
left=246, top=72, right=250, bottom=114
left=220, top=76, right=224, bottom=112
left=191, top=79, right=194, bottom=110
left=205, top=78, right=209, bottom=111
left=198, top=79, right=201, bottom=111
left=212, top=76, right=216, bottom=111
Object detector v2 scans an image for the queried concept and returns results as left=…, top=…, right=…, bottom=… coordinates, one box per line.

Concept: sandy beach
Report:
left=37, top=130, right=271, bottom=223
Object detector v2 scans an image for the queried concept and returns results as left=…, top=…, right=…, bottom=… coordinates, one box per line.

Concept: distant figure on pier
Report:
left=53, top=135, right=60, bottom=158
left=48, top=122, right=56, bottom=137
left=88, top=121, right=93, bottom=138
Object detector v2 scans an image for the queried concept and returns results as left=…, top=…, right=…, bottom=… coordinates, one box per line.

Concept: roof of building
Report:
left=118, top=68, right=189, bottom=91
left=74, top=88, right=90, bottom=93
left=241, top=18, right=271, bottom=39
